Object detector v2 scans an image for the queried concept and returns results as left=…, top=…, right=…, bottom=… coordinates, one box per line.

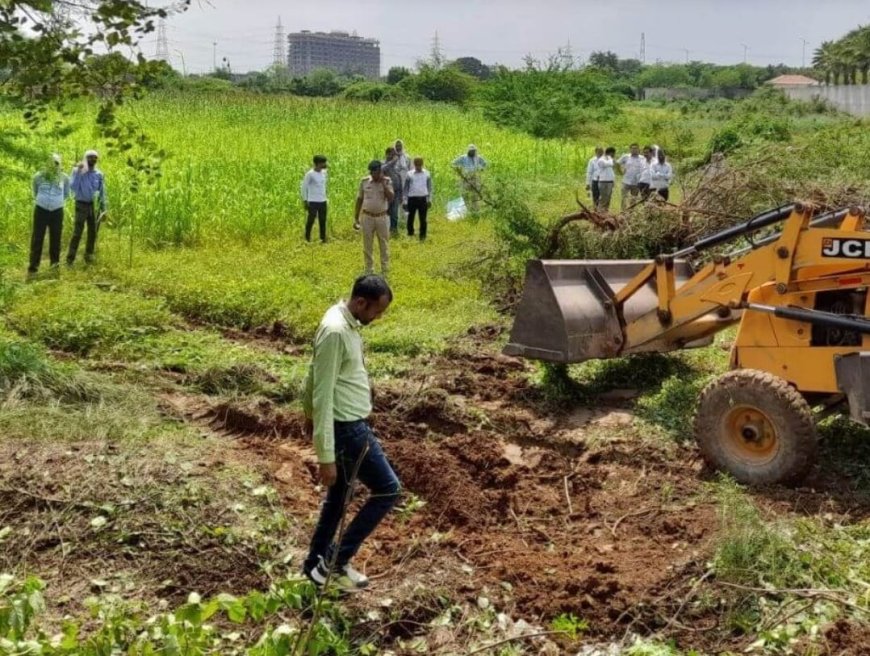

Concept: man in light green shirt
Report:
left=302, top=275, right=399, bottom=591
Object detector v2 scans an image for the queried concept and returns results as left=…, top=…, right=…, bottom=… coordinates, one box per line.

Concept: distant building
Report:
left=287, top=30, right=380, bottom=79
left=766, top=74, right=820, bottom=88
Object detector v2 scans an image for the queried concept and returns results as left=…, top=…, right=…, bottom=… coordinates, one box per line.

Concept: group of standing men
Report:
left=586, top=143, right=673, bottom=212
left=28, top=150, right=107, bottom=276
left=300, top=140, right=488, bottom=277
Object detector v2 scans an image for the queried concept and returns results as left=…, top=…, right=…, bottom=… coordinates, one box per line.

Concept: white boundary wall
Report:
left=780, top=84, right=870, bottom=117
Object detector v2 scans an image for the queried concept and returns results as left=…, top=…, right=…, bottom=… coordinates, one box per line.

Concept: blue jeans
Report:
left=304, top=420, right=401, bottom=571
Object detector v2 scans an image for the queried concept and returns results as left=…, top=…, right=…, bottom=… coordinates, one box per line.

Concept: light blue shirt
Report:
left=452, top=154, right=488, bottom=173
left=70, top=167, right=107, bottom=208
left=32, top=172, right=70, bottom=212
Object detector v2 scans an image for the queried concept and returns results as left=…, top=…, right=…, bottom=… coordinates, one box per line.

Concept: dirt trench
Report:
left=192, top=347, right=724, bottom=641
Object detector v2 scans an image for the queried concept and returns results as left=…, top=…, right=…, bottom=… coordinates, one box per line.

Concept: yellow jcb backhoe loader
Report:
left=504, top=203, right=870, bottom=485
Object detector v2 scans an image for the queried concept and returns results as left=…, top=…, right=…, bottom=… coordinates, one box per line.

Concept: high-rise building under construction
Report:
left=287, top=30, right=380, bottom=79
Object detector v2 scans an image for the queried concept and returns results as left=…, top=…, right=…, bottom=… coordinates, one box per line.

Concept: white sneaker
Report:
left=304, top=557, right=368, bottom=591
left=340, top=563, right=369, bottom=589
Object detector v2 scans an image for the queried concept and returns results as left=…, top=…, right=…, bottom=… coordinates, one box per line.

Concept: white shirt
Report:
left=301, top=169, right=327, bottom=203
left=618, top=154, right=646, bottom=186
left=405, top=168, right=432, bottom=198
left=639, top=157, right=653, bottom=185
left=650, top=162, right=673, bottom=189
left=596, top=156, right=615, bottom=183
left=586, top=156, right=600, bottom=185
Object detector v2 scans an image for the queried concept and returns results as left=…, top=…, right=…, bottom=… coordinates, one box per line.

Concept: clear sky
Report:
left=152, top=0, right=870, bottom=75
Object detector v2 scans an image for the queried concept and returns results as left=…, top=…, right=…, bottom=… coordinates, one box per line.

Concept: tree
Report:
left=587, top=50, right=620, bottom=74
left=452, top=56, right=492, bottom=80
left=1, top=1, right=190, bottom=177
left=635, top=64, right=693, bottom=88
left=386, top=66, right=411, bottom=85
left=292, top=69, right=346, bottom=97
left=617, top=58, right=643, bottom=78
left=813, top=26, right=870, bottom=85
left=403, top=64, right=476, bottom=103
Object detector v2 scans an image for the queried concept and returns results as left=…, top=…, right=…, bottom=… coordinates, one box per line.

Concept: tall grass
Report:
left=0, top=92, right=593, bottom=248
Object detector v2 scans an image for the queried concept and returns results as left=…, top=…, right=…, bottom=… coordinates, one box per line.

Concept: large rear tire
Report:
left=694, top=369, right=817, bottom=485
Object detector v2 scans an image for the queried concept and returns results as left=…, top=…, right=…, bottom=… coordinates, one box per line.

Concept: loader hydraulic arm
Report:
left=619, top=203, right=869, bottom=355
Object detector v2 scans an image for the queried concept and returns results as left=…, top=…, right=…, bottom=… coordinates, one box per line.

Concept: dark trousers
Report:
left=657, top=187, right=670, bottom=201
left=305, top=202, right=327, bottom=242
left=591, top=180, right=600, bottom=207
left=305, top=420, right=401, bottom=571
left=406, top=196, right=429, bottom=240
left=638, top=182, right=652, bottom=200
left=28, top=206, right=63, bottom=273
left=67, top=201, right=98, bottom=264
left=388, top=193, right=402, bottom=234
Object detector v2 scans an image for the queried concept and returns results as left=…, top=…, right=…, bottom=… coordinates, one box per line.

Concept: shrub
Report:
left=401, top=65, right=477, bottom=104
left=342, top=81, right=403, bottom=102
left=709, top=125, right=743, bottom=154
left=481, top=68, right=624, bottom=138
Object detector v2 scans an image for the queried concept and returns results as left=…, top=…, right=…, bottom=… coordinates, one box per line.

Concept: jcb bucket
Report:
left=503, top=259, right=697, bottom=364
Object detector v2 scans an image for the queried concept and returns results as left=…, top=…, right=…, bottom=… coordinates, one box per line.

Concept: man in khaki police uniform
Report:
left=353, top=160, right=395, bottom=276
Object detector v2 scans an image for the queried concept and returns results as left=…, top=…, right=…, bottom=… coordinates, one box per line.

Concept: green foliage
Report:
left=342, top=81, right=403, bottom=102
left=452, top=57, right=493, bottom=81
left=1, top=2, right=190, bottom=179
left=0, top=575, right=45, bottom=644
left=401, top=64, right=477, bottom=104
left=0, top=333, right=106, bottom=402
left=0, top=574, right=352, bottom=655
left=709, top=125, right=743, bottom=154
left=549, top=613, right=589, bottom=639
left=7, top=283, right=172, bottom=354
left=396, top=493, right=427, bottom=522
left=712, top=478, right=805, bottom=588
left=814, top=26, right=870, bottom=85
left=292, top=68, right=350, bottom=97
left=386, top=66, right=412, bottom=85
left=482, top=68, right=624, bottom=138
left=487, top=178, right=549, bottom=264
left=636, top=373, right=712, bottom=441
left=635, top=62, right=766, bottom=90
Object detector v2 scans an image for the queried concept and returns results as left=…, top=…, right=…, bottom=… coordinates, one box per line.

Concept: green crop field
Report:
left=3, top=87, right=870, bottom=655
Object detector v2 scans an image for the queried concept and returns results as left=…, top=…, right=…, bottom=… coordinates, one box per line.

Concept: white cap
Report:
left=51, top=153, right=61, bottom=164
left=468, top=144, right=477, bottom=151
left=84, top=149, right=99, bottom=158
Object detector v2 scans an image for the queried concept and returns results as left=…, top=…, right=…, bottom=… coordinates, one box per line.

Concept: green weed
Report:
left=549, top=612, right=589, bottom=640
left=636, top=373, right=713, bottom=441
left=712, top=477, right=800, bottom=588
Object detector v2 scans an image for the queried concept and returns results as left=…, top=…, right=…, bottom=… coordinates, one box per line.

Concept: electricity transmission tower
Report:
left=272, top=16, right=286, bottom=69
left=155, top=18, right=170, bottom=62
left=430, top=30, right=445, bottom=68
left=640, top=32, right=646, bottom=63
